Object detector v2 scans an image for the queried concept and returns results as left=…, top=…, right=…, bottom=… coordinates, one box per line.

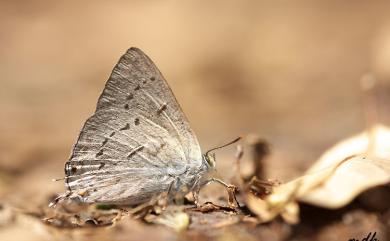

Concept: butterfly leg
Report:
left=167, top=177, right=187, bottom=205
left=192, top=189, right=200, bottom=207
left=199, top=177, right=229, bottom=187
left=187, top=177, right=229, bottom=207
left=201, top=178, right=240, bottom=208
left=166, top=178, right=176, bottom=203
left=188, top=173, right=204, bottom=207
left=192, top=181, right=203, bottom=207
left=208, top=178, right=230, bottom=187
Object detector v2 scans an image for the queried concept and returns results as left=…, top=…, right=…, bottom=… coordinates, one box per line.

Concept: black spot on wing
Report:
left=120, top=123, right=130, bottom=131
left=96, top=149, right=104, bottom=157
left=101, top=138, right=108, bottom=147
left=134, top=118, right=140, bottom=125
left=126, top=94, right=134, bottom=100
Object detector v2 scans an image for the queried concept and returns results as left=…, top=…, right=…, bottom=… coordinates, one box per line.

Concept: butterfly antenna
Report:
left=205, top=137, right=242, bottom=156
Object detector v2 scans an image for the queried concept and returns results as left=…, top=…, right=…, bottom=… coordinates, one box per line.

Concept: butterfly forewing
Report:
left=64, top=48, right=203, bottom=204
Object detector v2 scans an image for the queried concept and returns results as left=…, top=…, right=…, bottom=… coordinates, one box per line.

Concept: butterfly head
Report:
left=203, top=152, right=216, bottom=170
left=203, top=137, right=241, bottom=171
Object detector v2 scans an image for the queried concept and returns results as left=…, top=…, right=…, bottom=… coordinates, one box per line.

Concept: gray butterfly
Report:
left=51, top=48, right=237, bottom=207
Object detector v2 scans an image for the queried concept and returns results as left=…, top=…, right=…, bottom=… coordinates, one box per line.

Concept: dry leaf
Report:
left=298, top=123, right=390, bottom=208
left=297, top=155, right=390, bottom=208
left=247, top=124, right=390, bottom=222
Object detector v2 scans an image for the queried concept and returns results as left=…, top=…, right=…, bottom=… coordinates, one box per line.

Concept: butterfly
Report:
left=50, top=48, right=238, bottom=207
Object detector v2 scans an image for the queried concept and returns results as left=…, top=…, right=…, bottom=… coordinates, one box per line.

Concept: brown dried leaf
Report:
left=297, top=155, right=390, bottom=208
left=247, top=124, right=390, bottom=222
left=297, top=124, right=390, bottom=208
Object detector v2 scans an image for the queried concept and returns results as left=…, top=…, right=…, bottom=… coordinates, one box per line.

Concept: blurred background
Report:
left=1, top=0, right=390, bottom=239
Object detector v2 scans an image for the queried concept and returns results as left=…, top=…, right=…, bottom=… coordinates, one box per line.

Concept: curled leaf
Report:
left=297, top=155, right=390, bottom=208
left=298, top=124, right=390, bottom=208
left=247, top=124, right=390, bottom=222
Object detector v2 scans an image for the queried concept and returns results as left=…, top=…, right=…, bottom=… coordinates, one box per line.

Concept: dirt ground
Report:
left=0, top=1, right=389, bottom=240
